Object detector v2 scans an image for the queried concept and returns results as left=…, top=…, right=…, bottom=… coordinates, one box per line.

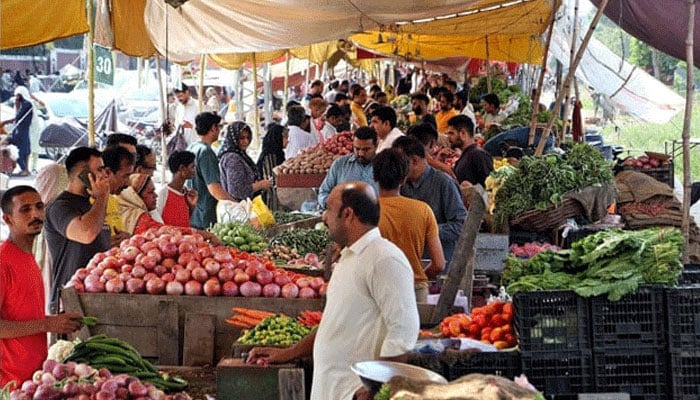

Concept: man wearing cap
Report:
left=187, top=112, right=236, bottom=229
left=174, top=84, right=199, bottom=146
left=1, top=86, right=33, bottom=176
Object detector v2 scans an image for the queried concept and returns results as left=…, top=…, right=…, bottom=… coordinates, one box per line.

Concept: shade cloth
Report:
left=0, top=0, right=88, bottom=49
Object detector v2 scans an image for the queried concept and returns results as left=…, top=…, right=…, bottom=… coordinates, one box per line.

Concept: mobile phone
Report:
left=78, top=169, right=93, bottom=190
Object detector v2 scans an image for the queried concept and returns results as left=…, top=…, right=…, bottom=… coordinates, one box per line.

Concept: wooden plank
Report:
left=183, top=313, right=216, bottom=367
left=60, top=287, right=90, bottom=341
left=158, top=300, right=180, bottom=365
left=278, top=368, right=305, bottom=400
left=432, top=188, right=486, bottom=323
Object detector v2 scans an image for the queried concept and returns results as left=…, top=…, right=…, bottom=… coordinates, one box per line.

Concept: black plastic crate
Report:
left=666, top=286, right=700, bottom=351
left=590, top=286, right=666, bottom=350
left=514, top=290, right=591, bottom=352
left=679, top=264, right=700, bottom=285
left=593, top=349, right=668, bottom=400
left=521, top=350, right=594, bottom=397
left=448, top=350, right=522, bottom=380
left=669, top=350, right=700, bottom=400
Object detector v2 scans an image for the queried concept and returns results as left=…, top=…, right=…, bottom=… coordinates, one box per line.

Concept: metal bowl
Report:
left=351, top=360, right=447, bottom=394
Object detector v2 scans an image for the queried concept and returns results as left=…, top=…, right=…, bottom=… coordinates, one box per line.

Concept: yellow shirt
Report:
left=435, top=108, right=459, bottom=134
left=378, top=196, right=439, bottom=284
left=350, top=101, right=367, bottom=128
left=105, top=195, right=124, bottom=236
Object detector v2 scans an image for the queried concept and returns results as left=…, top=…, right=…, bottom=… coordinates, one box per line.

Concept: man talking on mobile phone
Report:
left=44, top=147, right=112, bottom=313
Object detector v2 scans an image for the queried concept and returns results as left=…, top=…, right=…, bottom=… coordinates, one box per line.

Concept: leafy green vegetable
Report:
left=77, top=316, right=98, bottom=326
left=374, top=383, right=391, bottom=400
left=494, top=143, right=613, bottom=225
left=271, top=228, right=330, bottom=255
left=272, top=211, right=317, bottom=225
left=503, top=228, right=683, bottom=300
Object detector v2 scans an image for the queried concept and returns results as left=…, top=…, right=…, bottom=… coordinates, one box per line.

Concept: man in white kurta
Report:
left=246, top=181, right=419, bottom=400
left=174, top=84, right=200, bottom=146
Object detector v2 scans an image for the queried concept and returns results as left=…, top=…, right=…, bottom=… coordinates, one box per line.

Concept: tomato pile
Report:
left=439, top=301, right=517, bottom=349
left=68, top=226, right=326, bottom=298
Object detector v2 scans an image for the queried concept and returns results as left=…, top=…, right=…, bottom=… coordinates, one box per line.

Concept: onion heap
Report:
left=67, top=226, right=326, bottom=298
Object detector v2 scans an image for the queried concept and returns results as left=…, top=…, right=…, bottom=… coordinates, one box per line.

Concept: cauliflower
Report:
left=47, top=339, right=76, bottom=362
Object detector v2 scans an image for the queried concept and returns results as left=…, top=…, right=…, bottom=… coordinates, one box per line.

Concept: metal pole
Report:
left=87, top=0, right=95, bottom=146
left=155, top=54, right=167, bottom=184
left=252, top=53, right=260, bottom=141
left=283, top=50, right=290, bottom=117
left=485, top=35, right=492, bottom=93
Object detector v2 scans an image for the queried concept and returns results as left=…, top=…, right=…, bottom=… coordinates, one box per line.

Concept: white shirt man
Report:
left=174, top=85, right=200, bottom=146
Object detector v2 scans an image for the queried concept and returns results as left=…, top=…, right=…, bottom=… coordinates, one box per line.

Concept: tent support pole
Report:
left=305, top=46, right=311, bottom=93
left=155, top=53, right=167, bottom=184
left=198, top=55, right=206, bottom=113
left=283, top=50, right=290, bottom=119
left=681, top=0, right=695, bottom=264
left=253, top=52, right=260, bottom=141
left=560, top=0, right=580, bottom=145
left=536, top=0, right=608, bottom=156
left=87, top=0, right=95, bottom=146
left=527, top=13, right=556, bottom=146
left=485, top=35, right=492, bottom=93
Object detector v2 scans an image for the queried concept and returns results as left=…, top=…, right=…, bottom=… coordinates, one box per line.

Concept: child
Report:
left=156, top=150, right=197, bottom=227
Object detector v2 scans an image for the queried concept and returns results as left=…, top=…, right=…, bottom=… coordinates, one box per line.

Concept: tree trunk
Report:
left=651, top=48, right=661, bottom=80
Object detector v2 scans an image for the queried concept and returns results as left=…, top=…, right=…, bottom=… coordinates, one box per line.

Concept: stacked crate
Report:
left=514, top=290, right=594, bottom=397
left=666, top=285, right=700, bottom=400
left=589, top=286, right=668, bottom=400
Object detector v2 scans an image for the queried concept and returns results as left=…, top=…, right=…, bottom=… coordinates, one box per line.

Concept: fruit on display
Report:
left=439, top=301, right=516, bottom=349
left=620, top=153, right=670, bottom=169
left=257, top=245, right=303, bottom=265
left=5, top=359, right=193, bottom=399
left=509, top=242, right=560, bottom=259
left=275, top=131, right=353, bottom=175
left=296, top=310, right=323, bottom=327
left=237, top=315, right=312, bottom=346
left=63, top=335, right=188, bottom=392
left=209, top=221, right=269, bottom=252
left=67, top=226, right=325, bottom=298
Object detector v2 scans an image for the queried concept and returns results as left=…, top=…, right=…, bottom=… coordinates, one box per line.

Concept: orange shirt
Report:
left=435, top=108, right=459, bottom=134
left=0, top=241, right=47, bottom=388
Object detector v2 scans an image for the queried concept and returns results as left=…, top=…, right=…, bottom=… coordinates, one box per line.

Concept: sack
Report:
left=166, top=125, right=188, bottom=155
left=251, top=195, right=276, bottom=228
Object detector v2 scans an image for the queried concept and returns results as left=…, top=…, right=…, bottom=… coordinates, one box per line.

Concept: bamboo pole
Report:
left=86, top=0, right=95, bottom=146
left=283, top=50, right=290, bottom=118
left=485, top=35, right=492, bottom=93
left=560, top=0, right=580, bottom=144
left=536, top=0, right=609, bottom=155
left=252, top=52, right=260, bottom=141
left=198, top=55, right=206, bottom=113
left=527, top=15, right=556, bottom=146
left=155, top=54, right=167, bottom=184
left=681, top=0, right=695, bottom=264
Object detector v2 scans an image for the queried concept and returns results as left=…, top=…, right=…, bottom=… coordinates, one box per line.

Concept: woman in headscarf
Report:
left=119, top=173, right=220, bottom=241
left=256, top=123, right=288, bottom=178
left=0, top=86, right=33, bottom=176
left=218, top=121, right=272, bottom=201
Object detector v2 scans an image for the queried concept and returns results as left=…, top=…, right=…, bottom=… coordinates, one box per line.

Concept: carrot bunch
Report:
left=297, top=310, right=323, bottom=327
left=225, top=307, right=276, bottom=328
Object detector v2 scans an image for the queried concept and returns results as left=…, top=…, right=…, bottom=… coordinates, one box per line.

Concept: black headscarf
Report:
left=218, top=121, right=259, bottom=179
left=257, top=123, right=286, bottom=176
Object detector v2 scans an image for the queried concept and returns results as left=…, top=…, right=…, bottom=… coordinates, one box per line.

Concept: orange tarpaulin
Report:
left=0, top=0, right=88, bottom=50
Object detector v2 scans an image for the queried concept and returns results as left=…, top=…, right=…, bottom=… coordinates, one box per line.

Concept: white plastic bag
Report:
left=216, top=199, right=251, bottom=224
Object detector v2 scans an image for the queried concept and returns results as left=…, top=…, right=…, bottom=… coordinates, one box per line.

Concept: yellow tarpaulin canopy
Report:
left=0, top=0, right=88, bottom=50
left=110, top=0, right=157, bottom=58
left=350, top=0, right=557, bottom=63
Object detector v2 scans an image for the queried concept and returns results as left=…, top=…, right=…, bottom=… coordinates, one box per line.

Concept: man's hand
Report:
left=185, top=188, right=198, bottom=208
left=246, top=346, right=292, bottom=366
left=46, top=312, right=82, bottom=334
left=88, top=169, right=111, bottom=199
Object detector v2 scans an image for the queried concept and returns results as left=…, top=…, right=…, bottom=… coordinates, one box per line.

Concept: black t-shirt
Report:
left=45, top=191, right=110, bottom=310
left=453, top=143, right=494, bottom=187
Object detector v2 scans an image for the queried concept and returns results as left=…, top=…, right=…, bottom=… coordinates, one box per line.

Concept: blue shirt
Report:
left=317, top=153, right=378, bottom=208
left=400, top=165, right=466, bottom=264
left=187, top=141, right=221, bottom=229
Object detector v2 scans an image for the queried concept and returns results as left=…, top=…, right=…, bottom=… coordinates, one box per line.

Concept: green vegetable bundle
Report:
left=503, top=228, right=683, bottom=301
left=272, top=211, right=316, bottom=225
left=271, top=228, right=330, bottom=255
left=64, top=335, right=188, bottom=392
left=210, top=221, right=269, bottom=252
left=494, top=143, right=613, bottom=225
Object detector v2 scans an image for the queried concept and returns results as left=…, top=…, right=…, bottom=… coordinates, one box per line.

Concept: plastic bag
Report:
left=216, top=199, right=250, bottom=224
left=250, top=195, right=276, bottom=228
left=166, top=125, right=188, bottom=155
